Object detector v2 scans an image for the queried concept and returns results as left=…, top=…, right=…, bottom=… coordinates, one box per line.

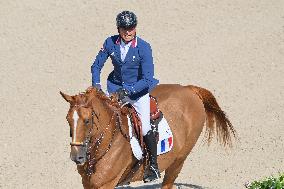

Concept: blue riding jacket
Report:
left=91, top=35, right=159, bottom=100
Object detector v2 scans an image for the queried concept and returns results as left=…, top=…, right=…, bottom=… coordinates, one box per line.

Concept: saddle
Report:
left=118, top=96, right=173, bottom=186
left=127, top=95, right=163, bottom=149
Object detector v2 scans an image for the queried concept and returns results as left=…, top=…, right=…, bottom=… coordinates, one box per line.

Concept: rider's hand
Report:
left=115, top=88, right=129, bottom=101
left=93, top=83, right=101, bottom=90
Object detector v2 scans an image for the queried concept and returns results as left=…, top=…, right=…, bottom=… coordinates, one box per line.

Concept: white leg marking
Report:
left=72, top=110, right=79, bottom=143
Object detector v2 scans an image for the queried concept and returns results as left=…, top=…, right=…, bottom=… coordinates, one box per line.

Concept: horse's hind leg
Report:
left=161, top=158, right=186, bottom=189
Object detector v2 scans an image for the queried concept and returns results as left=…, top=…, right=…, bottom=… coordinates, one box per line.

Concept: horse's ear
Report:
left=60, top=91, right=74, bottom=103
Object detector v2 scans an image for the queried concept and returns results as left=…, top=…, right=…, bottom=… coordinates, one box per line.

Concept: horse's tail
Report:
left=187, top=85, right=236, bottom=147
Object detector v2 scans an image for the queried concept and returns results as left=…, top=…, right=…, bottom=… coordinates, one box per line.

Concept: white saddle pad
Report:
left=128, top=116, right=173, bottom=160
left=156, top=117, right=173, bottom=155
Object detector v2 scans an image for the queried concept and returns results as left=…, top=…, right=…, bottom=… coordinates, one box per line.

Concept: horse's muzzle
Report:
left=70, top=145, right=87, bottom=165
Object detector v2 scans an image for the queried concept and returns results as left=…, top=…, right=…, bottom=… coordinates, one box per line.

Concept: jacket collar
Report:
left=116, top=36, right=137, bottom=48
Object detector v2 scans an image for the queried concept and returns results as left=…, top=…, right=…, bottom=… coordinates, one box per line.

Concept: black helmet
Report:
left=116, top=11, right=137, bottom=29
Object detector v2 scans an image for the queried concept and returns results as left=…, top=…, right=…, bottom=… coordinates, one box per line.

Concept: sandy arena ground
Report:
left=1, top=1, right=283, bottom=188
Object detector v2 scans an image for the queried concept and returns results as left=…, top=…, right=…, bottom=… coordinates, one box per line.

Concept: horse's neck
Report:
left=90, top=99, right=119, bottom=156
left=89, top=99, right=134, bottom=179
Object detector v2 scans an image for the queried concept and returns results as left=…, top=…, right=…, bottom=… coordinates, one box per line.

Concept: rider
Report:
left=91, top=11, right=160, bottom=182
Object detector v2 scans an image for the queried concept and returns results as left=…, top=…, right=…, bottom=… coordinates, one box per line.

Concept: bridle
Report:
left=69, top=108, right=98, bottom=147
left=69, top=102, right=130, bottom=176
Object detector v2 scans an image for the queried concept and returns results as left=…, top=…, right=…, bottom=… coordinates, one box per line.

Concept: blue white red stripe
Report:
left=159, top=136, right=173, bottom=154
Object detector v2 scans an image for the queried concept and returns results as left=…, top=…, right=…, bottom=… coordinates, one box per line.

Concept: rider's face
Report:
left=118, top=27, right=136, bottom=43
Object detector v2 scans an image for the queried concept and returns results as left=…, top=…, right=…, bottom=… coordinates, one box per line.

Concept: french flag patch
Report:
left=159, top=137, right=173, bottom=154
left=156, top=117, right=173, bottom=155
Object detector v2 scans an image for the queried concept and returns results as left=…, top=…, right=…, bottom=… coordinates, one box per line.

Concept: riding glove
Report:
left=115, top=88, right=129, bottom=101
left=93, top=83, right=101, bottom=90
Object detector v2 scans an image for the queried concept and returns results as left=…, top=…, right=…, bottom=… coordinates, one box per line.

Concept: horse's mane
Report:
left=72, top=88, right=120, bottom=109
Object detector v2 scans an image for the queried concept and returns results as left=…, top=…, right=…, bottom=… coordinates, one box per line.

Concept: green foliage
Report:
left=247, top=172, right=284, bottom=189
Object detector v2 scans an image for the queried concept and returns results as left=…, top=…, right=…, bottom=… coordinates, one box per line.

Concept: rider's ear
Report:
left=60, top=91, right=74, bottom=103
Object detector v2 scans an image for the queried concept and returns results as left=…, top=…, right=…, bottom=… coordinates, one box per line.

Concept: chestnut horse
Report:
left=60, top=84, right=236, bottom=189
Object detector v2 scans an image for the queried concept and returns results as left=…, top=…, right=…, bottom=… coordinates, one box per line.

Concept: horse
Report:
left=60, top=84, right=236, bottom=189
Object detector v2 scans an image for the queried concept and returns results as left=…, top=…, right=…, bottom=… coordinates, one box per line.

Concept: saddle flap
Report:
left=130, top=109, right=144, bottom=148
left=127, top=95, right=162, bottom=152
left=150, top=95, right=161, bottom=120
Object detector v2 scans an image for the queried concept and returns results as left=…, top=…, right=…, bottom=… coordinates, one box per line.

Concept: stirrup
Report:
left=143, top=165, right=161, bottom=183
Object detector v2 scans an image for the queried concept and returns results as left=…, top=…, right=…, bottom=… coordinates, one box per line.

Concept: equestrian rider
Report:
left=91, top=11, right=160, bottom=182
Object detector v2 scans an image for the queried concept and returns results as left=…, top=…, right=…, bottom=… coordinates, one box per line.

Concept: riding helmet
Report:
left=116, top=11, right=137, bottom=29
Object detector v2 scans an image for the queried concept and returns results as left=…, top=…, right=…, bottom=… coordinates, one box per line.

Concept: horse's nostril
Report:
left=74, top=156, right=86, bottom=165
left=75, top=160, right=81, bottom=164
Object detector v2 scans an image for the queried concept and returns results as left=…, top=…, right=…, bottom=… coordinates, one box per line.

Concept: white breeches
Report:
left=125, top=93, right=151, bottom=136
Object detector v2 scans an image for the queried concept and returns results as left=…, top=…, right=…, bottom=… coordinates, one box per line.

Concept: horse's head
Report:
left=60, top=89, right=110, bottom=165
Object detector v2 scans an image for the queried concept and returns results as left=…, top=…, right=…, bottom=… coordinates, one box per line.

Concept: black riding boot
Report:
left=143, top=130, right=161, bottom=183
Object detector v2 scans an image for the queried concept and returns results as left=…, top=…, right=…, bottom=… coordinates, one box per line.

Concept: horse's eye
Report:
left=84, top=119, right=90, bottom=125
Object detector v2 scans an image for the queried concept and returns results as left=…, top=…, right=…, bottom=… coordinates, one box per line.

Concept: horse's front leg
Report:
left=89, top=139, right=132, bottom=188
left=77, top=165, right=127, bottom=189
left=89, top=164, right=129, bottom=189
left=89, top=167, right=127, bottom=189
left=77, top=165, right=91, bottom=189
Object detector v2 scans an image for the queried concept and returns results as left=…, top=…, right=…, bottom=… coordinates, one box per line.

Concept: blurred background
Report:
left=0, top=1, right=283, bottom=188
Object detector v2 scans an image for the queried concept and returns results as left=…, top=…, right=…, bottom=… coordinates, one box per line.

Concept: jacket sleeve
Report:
left=123, top=42, right=156, bottom=94
left=91, top=39, right=109, bottom=86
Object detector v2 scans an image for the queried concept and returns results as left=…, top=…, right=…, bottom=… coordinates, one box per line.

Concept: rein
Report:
left=85, top=104, right=130, bottom=176
left=86, top=107, right=144, bottom=182
left=69, top=92, right=131, bottom=176
left=85, top=110, right=120, bottom=176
